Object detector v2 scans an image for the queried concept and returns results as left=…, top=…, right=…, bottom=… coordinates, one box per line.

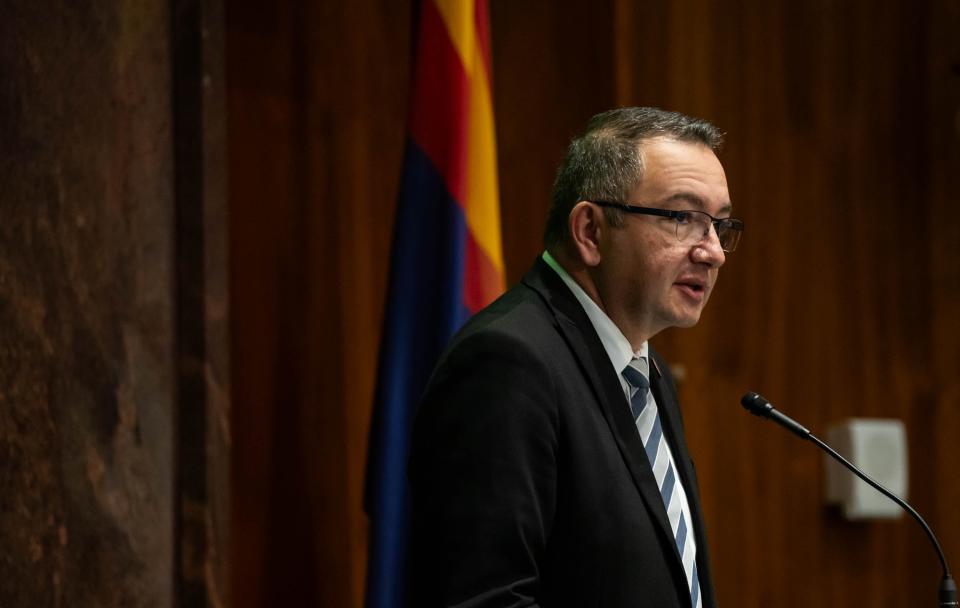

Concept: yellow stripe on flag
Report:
left=433, top=0, right=478, bottom=77
left=464, top=56, right=505, bottom=277
left=434, top=0, right=504, bottom=278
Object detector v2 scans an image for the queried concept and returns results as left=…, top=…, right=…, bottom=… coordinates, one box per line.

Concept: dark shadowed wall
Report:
left=1, top=3, right=176, bottom=605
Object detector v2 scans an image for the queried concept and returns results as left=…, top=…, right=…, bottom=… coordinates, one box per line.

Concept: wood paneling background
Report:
left=227, top=1, right=960, bottom=606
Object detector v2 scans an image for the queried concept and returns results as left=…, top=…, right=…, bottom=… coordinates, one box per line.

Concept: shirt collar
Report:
left=542, top=250, right=647, bottom=376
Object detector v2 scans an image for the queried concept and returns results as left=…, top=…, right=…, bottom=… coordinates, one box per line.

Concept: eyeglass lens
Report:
left=675, top=211, right=741, bottom=252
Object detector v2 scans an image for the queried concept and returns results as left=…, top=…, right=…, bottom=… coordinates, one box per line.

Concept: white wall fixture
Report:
left=824, top=419, right=908, bottom=520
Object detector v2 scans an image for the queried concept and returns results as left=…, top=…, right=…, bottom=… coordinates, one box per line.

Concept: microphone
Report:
left=740, top=391, right=957, bottom=607
left=740, top=391, right=810, bottom=438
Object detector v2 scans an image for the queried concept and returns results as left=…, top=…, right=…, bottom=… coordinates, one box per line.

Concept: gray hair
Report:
left=544, top=107, right=724, bottom=248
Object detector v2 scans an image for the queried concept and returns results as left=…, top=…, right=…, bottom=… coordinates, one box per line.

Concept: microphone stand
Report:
left=741, top=392, right=957, bottom=607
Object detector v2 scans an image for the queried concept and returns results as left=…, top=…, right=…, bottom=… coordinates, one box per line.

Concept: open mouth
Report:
left=674, top=277, right=708, bottom=298
left=676, top=278, right=705, bottom=291
left=677, top=282, right=705, bottom=293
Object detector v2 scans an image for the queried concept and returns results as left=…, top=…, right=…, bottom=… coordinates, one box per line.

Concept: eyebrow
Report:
left=661, top=192, right=733, bottom=216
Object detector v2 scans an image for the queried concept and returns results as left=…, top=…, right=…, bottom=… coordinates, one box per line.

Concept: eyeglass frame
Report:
left=592, top=200, right=744, bottom=253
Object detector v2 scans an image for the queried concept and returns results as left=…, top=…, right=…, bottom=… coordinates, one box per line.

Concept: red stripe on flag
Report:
left=409, top=0, right=469, bottom=206
left=474, top=0, right=494, bottom=88
left=463, top=232, right=504, bottom=314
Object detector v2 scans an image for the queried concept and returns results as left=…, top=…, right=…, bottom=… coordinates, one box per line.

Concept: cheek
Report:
left=645, top=248, right=686, bottom=280
left=620, top=234, right=685, bottom=287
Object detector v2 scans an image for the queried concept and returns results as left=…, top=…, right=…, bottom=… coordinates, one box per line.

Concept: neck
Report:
left=548, top=245, right=654, bottom=349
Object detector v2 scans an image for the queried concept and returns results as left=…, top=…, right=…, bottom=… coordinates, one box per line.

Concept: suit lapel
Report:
left=522, top=259, right=679, bottom=567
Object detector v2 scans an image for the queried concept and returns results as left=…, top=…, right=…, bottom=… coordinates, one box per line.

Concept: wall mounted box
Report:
left=824, top=419, right=908, bottom=520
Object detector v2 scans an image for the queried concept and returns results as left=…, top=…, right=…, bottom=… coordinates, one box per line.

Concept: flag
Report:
left=364, top=0, right=505, bottom=606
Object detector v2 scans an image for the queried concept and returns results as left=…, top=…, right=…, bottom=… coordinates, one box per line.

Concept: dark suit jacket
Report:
left=408, top=258, right=716, bottom=608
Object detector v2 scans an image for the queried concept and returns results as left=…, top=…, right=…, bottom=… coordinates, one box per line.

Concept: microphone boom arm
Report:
left=809, top=433, right=950, bottom=578
left=740, top=391, right=957, bottom=607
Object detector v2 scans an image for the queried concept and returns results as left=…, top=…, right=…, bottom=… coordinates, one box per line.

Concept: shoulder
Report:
left=427, top=283, right=560, bottom=396
left=415, top=281, right=570, bottom=434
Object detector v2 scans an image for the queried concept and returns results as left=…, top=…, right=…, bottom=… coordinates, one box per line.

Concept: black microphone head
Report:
left=741, top=391, right=773, bottom=416
left=740, top=391, right=811, bottom=437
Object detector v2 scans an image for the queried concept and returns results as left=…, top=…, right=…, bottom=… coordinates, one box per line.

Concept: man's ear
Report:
left=568, top=201, right=604, bottom=267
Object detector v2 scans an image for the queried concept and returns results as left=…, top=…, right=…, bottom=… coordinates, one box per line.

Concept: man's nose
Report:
left=694, top=224, right=726, bottom=267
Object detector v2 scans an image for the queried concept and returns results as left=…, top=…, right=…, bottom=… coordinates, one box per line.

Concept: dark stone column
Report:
left=0, top=1, right=228, bottom=606
left=171, top=0, right=231, bottom=606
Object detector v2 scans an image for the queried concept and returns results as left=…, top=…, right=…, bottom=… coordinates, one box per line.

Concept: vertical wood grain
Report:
left=227, top=1, right=410, bottom=606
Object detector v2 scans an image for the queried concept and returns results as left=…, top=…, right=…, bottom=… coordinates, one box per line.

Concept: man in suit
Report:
left=407, top=107, right=743, bottom=607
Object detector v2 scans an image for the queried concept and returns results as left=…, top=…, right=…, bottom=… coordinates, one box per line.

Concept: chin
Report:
left=672, top=310, right=703, bottom=328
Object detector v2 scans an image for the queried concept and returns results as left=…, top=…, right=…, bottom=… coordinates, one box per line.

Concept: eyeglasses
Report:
left=593, top=200, right=744, bottom=253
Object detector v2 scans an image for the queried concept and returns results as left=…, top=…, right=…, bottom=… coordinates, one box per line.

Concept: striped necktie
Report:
left=623, top=358, right=701, bottom=608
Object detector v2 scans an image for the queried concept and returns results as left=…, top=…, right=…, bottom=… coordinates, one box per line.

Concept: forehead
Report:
left=633, top=137, right=731, bottom=214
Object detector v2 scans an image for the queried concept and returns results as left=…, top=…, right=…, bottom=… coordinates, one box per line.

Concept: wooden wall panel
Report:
left=227, top=1, right=410, bottom=606
left=227, top=0, right=960, bottom=606
left=490, top=0, right=617, bottom=280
